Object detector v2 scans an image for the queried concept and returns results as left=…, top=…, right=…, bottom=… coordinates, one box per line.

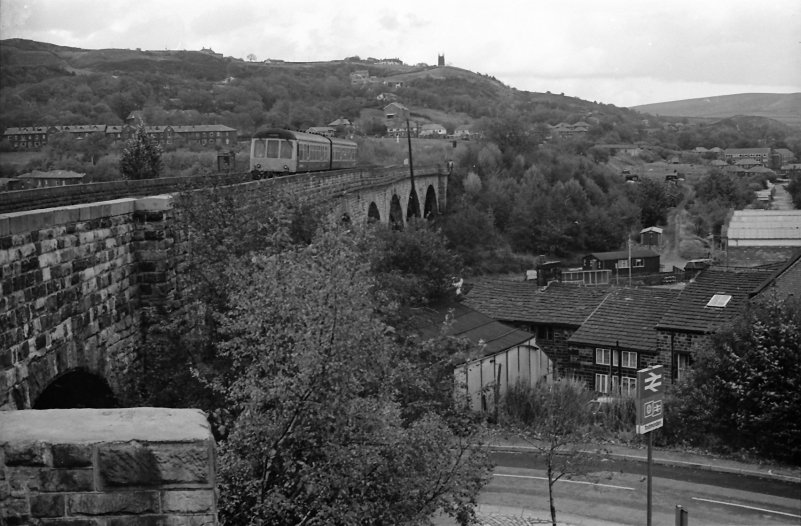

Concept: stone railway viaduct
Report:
left=0, top=165, right=448, bottom=411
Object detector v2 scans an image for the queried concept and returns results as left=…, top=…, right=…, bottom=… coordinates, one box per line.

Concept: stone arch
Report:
left=33, top=368, right=118, bottom=409
left=389, top=194, right=404, bottom=229
left=367, top=202, right=381, bottom=223
left=424, top=185, right=438, bottom=219
left=406, top=187, right=420, bottom=220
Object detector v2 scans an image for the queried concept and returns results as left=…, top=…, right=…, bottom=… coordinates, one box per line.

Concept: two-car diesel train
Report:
left=249, top=128, right=357, bottom=178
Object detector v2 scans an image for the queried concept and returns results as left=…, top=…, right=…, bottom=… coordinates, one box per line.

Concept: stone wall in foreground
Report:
left=0, top=408, right=217, bottom=525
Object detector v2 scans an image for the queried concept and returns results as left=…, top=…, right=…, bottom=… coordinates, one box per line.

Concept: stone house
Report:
left=724, top=147, right=771, bottom=166
left=463, top=280, right=609, bottom=378
left=654, top=268, right=774, bottom=382
left=411, top=301, right=552, bottom=413
left=567, top=288, right=679, bottom=395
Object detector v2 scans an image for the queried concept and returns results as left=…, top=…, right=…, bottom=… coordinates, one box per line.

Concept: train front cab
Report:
left=251, top=132, right=298, bottom=178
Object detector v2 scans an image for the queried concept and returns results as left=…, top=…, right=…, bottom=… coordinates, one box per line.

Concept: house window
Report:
left=633, top=258, right=644, bottom=268
left=595, top=373, right=610, bottom=393
left=537, top=326, right=554, bottom=341
left=677, top=354, right=690, bottom=381
left=617, top=259, right=629, bottom=269
left=619, top=376, right=637, bottom=396
left=596, top=348, right=616, bottom=366
left=621, top=351, right=637, bottom=369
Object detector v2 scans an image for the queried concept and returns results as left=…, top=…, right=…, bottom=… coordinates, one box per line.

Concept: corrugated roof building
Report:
left=723, top=210, right=801, bottom=266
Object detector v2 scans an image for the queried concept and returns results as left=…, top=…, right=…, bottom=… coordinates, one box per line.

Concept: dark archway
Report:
left=406, top=189, right=420, bottom=220
left=389, top=194, right=404, bottom=230
left=367, top=202, right=381, bottom=223
left=34, top=369, right=118, bottom=409
left=424, top=185, right=438, bottom=219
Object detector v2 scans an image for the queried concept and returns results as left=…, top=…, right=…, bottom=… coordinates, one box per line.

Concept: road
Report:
left=477, top=451, right=801, bottom=525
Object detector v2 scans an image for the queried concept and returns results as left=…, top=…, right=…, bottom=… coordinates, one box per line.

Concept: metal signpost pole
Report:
left=636, top=365, right=664, bottom=526
left=647, top=431, right=653, bottom=526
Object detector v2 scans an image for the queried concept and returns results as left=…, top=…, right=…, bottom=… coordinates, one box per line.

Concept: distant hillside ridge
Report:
left=632, top=93, right=801, bottom=127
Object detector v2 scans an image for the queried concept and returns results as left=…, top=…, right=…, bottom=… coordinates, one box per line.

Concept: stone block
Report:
left=68, top=491, right=159, bottom=515
left=0, top=497, right=30, bottom=525
left=9, top=467, right=94, bottom=493
left=161, top=489, right=215, bottom=513
left=37, top=520, right=101, bottom=526
left=31, top=492, right=66, bottom=517
left=99, top=442, right=210, bottom=487
left=4, top=441, right=51, bottom=466
left=51, top=443, right=93, bottom=468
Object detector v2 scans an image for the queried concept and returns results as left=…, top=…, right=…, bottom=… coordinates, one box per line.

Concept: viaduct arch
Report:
left=0, top=165, right=448, bottom=409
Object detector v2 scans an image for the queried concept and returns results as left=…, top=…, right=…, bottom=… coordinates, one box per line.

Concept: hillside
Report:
left=632, top=93, right=801, bottom=127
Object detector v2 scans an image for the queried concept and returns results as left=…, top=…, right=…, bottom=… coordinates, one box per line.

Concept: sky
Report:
left=1, top=0, right=800, bottom=108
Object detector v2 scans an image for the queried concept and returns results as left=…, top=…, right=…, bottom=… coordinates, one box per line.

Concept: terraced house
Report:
left=2, top=124, right=238, bottom=150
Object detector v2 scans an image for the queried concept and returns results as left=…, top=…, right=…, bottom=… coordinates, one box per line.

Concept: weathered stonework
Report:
left=1, top=167, right=447, bottom=409
left=0, top=408, right=217, bottom=526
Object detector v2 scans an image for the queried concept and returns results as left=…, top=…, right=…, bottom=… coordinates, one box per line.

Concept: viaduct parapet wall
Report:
left=0, top=408, right=218, bottom=525
left=1, top=167, right=447, bottom=410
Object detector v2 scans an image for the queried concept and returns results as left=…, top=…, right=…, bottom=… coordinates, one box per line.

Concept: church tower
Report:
left=437, top=53, right=445, bottom=67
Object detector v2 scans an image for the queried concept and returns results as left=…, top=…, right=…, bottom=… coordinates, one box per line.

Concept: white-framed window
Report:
left=633, top=258, right=645, bottom=268
left=621, top=351, right=637, bottom=369
left=617, top=259, right=629, bottom=269
left=595, top=348, right=612, bottom=365
left=595, top=373, right=610, bottom=393
left=619, top=376, right=637, bottom=396
left=677, top=354, right=690, bottom=381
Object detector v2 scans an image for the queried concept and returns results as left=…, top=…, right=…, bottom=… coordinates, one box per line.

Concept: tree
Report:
left=502, top=379, right=596, bottom=526
left=668, top=295, right=801, bottom=463
left=215, top=226, right=491, bottom=525
left=246, top=53, right=257, bottom=62
left=120, top=124, right=162, bottom=180
left=122, top=186, right=491, bottom=525
left=367, top=219, right=463, bottom=308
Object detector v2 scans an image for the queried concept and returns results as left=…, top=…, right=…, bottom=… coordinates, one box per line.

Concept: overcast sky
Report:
left=1, top=0, right=799, bottom=107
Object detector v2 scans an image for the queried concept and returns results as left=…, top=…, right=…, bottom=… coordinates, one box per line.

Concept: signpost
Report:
left=636, top=365, right=664, bottom=526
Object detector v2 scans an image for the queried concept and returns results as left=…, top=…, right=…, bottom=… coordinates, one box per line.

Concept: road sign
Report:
left=636, top=365, right=664, bottom=434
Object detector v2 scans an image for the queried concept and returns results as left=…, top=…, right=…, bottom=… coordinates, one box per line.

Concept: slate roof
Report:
left=569, top=288, right=680, bottom=351
left=750, top=250, right=801, bottom=302
left=656, top=269, right=773, bottom=333
left=463, top=280, right=609, bottom=327
left=586, top=248, right=659, bottom=261
left=411, top=301, right=534, bottom=357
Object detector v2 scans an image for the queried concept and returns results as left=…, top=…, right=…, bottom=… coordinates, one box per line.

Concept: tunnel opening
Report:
left=33, top=369, right=119, bottom=409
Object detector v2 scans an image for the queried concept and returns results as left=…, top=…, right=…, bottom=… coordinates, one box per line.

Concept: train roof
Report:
left=253, top=128, right=356, bottom=147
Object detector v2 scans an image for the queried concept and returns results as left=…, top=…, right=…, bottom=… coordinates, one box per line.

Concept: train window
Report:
left=266, top=139, right=279, bottom=158
left=280, top=140, right=293, bottom=159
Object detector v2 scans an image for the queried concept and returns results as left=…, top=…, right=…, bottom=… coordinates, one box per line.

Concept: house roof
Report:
left=641, top=227, right=663, bottom=234
left=569, top=288, right=680, bottom=351
left=725, top=148, right=771, bottom=155
left=410, top=301, right=535, bottom=357
left=586, top=248, right=659, bottom=260
left=18, top=170, right=85, bottom=179
left=656, top=269, right=773, bottom=333
left=463, top=280, right=609, bottom=327
left=724, top=210, right=801, bottom=242
left=749, top=250, right=801, bottom=302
